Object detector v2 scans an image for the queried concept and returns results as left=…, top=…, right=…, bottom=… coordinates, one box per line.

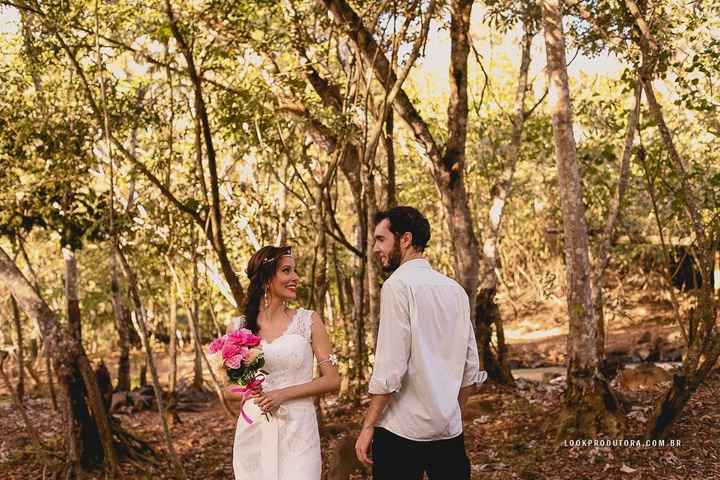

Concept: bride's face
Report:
left=268, top=256, right=300, bottom=301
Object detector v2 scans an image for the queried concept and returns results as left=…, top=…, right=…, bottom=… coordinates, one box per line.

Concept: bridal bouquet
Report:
left=208, top=327, right=269, bottom=423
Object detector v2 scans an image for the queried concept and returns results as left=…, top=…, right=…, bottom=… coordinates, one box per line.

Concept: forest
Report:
left=1, top=0, right=719, bottom=478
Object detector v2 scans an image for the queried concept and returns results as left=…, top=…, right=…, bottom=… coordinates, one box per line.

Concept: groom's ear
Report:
left=400, top=231, right=413, bottom=250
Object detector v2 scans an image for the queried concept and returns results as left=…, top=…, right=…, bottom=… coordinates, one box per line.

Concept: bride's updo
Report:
left=242, top=245, right=292, bottom=333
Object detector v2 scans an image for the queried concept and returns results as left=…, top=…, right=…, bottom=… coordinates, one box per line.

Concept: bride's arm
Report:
left=254, top=312, right=340, bottom=412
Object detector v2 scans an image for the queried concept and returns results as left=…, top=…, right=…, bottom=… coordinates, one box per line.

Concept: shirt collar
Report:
left=396, top=258, right=431, bottom=273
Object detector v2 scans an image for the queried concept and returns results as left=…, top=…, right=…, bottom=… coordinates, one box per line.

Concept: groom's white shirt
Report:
left=369, top=258, right=483, bottom=441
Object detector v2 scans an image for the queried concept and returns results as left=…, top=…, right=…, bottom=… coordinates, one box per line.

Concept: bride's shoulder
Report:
left=295, top=308, right=319, bottom=323
left=287, top=308, right=318, bottom=339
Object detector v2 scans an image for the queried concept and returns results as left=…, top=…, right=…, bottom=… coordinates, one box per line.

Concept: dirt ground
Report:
left=2, top=279, right=719, bottom=479
left=3, top=369, right=719, bottom=480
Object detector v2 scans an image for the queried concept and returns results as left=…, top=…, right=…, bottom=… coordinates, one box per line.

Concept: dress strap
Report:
left=286, top=309, right=315, bottom=341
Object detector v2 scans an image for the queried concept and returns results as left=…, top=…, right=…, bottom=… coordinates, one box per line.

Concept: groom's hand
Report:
left=355, top=426, right=374, bottom=466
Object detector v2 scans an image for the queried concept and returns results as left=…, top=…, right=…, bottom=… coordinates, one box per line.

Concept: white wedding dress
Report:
left=230, top=309, right=321, bottom=480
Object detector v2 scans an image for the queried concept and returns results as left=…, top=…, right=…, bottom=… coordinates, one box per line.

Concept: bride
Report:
left=225, top=245, right=340, bottom=480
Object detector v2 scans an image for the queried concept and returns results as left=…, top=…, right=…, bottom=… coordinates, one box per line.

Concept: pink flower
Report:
left=225, top=353, right=246, bottom=369
left=228, top=328, right=250, bottom=344
left=227, top=328, right=262, bottom=348
left=245, top=333, right=261, bottom=347
left=242, top=347, right=263, bottom=366
left=208, top=335, right=227, bottom=354
left=222, top=342, right=249, bottom=363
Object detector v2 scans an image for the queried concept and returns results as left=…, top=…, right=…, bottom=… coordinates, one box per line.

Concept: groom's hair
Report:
left=374, top=206, right=431, bottom=252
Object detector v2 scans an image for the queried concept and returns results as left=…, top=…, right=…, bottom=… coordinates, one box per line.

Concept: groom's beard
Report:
left=381, top=242, right=402, bottom=273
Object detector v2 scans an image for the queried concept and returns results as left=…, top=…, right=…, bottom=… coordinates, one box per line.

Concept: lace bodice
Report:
left=229, top=309, right=316, bottom=393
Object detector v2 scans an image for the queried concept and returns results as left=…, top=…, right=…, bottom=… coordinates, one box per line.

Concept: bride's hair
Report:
left=243, top=245, right=292, bottom=333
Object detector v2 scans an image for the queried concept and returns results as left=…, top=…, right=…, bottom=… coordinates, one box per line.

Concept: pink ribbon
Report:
left=229, top=374, right=266, bottom=424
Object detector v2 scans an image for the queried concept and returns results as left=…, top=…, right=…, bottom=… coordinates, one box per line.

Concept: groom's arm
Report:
left=361, top=394, right=393, bottom=430
left=458, top=384, right=476, bottom=411
left=367, top=280, right=411, bottom=395
left=356, top=280, right=411, bottom=466
left=355, top=393, right=392, bottom=465
left=459, top=293, right=483, bottom=412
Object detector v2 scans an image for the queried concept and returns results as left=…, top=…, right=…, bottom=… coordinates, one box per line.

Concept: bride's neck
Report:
left=260, top=297, right=286, bottom=321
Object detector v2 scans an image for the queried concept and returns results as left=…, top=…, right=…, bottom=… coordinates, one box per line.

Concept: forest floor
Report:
left=2, top=276, right=720, bottom=479
left=3, top=367, right=719, bottom=480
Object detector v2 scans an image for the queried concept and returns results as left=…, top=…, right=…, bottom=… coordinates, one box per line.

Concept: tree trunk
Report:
left=168, top=254, right=236, bottom=417
left=0, top=246, right=119, bottom=474
left=190, top=239, right=204, bottom=391
left=476, top=20, right=535, bottom=386
left=63, top=248, right=82, bottom=343
left=332, top=245, right=352, bottom=398
left=592, top=79, right=642, bottom=360
left=110, top=252, right=131, bottom=392
left=165, top=0, right=245, bottom=311
left=320, top=0, right=482, bottom=324
left=168, top=273, right=178, bottom=393
left=384, top=111, right=397, bottom=209
left=437, top=0, right=481, bottom=321
left=277, top=156, right=291, bottom=246
left=116, top=246, right=187, bottom=479
left=309, top=182, right=329, bottom=318
left=364, top=167, right=381, bottom=349
left=541, top=0, right=616, bottom=438
left=352, top=220, right=368, bottom=395
left=626, top=4, right=720, bottom=437
left=11, top=296, right=25, bottom=402
left=45, top=344, right=58, bottom=411
left=646, top=332, right=720, bottom=439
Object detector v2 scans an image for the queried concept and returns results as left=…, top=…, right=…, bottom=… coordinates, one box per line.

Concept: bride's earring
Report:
left=264, top=289, right=270, bottom=309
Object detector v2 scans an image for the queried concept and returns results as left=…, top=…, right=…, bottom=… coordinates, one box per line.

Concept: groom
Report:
left=355, top=206, right=485, bottom=479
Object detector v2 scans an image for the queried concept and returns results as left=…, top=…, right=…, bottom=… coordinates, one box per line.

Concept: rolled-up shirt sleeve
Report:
left=461, top=298, right=485, bottom=387
left=369, top=280, right=411, bottom=395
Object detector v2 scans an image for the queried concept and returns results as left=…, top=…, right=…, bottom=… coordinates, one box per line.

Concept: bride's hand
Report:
left=223, top=386, right=246, bottom=404
left=254, top=390, right=286, bottom=414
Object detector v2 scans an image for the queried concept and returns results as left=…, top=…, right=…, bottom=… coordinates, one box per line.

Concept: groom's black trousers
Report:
left=371, top=427, right=471, bottom=480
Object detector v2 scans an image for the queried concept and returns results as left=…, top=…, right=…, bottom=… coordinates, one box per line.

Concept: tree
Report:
left=541, top=0, right=618, bottom=437
left=0, top=246, right=119, bottom=475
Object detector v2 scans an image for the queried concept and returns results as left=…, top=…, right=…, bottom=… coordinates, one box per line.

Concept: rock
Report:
left=637, top=347, right=652, bottom=361
left=637, top=331, right=652, bottom=344
left=515, top=378, right=534, bottom=390
left=549, top=375, right=566, bottom=386
left=629, top=353, right=644, bottom=363
left=644, top=337, right=667, bottom=363
left=627, top=410, right=648, bottom=423
left=663, top=347, right=684, bottom=362
left=600, top=356, right=625, bottom=380
left=508, top=359, right=524, bottom=369
left=110, top=392, right=130, bottom=413
left=136, top=385, right=155, bottom=397
left=615, top=364, right=672, bottom=391
left=129, top=391, right=154, bottom=411
left=542, top=371, right=562, bottom=384
left=606, top=346, right=630, bottom=357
